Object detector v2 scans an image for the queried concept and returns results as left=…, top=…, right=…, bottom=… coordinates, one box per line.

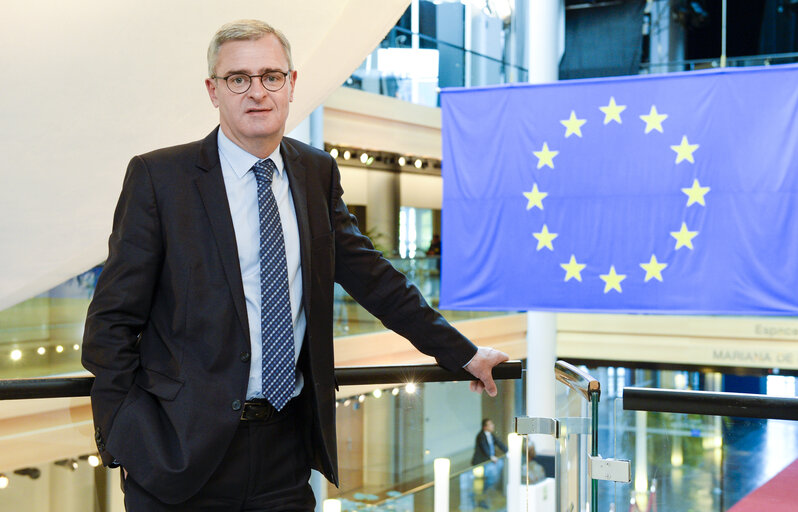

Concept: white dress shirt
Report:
left=217, top=129, right=306, bottom=400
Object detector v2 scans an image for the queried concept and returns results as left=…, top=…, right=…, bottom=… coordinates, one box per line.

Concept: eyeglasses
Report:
left=211, top=70, right=291, bottom=94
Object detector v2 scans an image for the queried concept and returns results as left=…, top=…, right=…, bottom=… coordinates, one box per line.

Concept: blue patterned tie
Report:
left=252, top=158, right=294, bottom=411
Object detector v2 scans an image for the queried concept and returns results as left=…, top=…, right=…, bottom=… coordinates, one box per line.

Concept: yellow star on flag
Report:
left=670, top=135, right=699, bottom=164
left=640, top=254, right=668, bottom=282
left=533, top=224, right=558, bottom=251
left=639, top=105, right=668, bottom=134
left=670, top=222, right=698, bottom=250
left=533, top=142, right=559, bottom=169
left=560, top=111, right=587, bottom=138
left=682, top=179, right=710, bottom=206
left=560, top=255, right=586, bottom=282
left=599, top=265, right=626, bottom=293
left=523, top=183, right=548, bottom=210
left=599, top=97, right=626, bottom=124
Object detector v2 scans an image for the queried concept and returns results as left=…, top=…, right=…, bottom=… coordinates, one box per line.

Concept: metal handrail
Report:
left=555, top=360, right=600, bottom=402
left=623, top=387, right=798, bottom=421
left=0, top=361, right=523, bottom=401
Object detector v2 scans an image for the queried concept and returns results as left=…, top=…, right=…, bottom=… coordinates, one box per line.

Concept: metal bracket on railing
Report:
left=588, top=455, right=631, bottom=483
left=514, top=416, right=559, bottom=438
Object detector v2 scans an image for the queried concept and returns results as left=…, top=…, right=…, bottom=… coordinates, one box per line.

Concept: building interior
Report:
left=2, top=0, right=798, bottom=511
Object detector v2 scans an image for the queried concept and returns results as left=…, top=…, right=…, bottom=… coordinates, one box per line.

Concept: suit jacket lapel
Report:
left=194, top=128, right=250, bottom=344
left=281, top=139, right=312, bottom=320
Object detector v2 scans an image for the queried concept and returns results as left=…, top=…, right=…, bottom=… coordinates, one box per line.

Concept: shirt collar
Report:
left=217, top=128, right=284, bottom=180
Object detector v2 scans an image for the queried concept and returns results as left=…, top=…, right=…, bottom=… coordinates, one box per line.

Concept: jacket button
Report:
left=231, top=400, right=242, bottom=411
left=240, top=352, right=251, bottom=362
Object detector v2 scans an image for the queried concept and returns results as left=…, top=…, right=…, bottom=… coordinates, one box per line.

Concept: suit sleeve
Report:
left=328, top=157, right=477, bottom=371
left=81, top=156, right=164, bottom=466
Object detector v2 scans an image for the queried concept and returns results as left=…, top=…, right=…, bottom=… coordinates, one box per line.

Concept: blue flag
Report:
left=440, top=66, right=798, bottom=314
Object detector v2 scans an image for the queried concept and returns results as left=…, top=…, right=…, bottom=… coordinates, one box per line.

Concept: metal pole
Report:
left=721, top=0, right=727, bottom=67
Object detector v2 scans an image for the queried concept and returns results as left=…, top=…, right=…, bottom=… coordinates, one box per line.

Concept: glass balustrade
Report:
left=0, top=363, right=523, bottom=511
left=344, top=26, right=528, bottom=108
left=326, top=376, right=524, bottom=511
left=0, top=258, right=509, bottom=379
left=599, top=394, right=798, bottom=512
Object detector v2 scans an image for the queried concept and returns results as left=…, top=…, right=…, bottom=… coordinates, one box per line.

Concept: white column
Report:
left=433, top=458, right=450, bottom=512
left=634, top=411, right=648, bottom=497
left=311, top=470, right=328, bottom=512
left=527, top=0, right=565, bottom=83
left=526, top=312, right=556, bottom=455
left=524, top=0, right=563, bottom=459
left=106, top=467, right=125, bottom=512
left=506, top=433, right=523, bottom=512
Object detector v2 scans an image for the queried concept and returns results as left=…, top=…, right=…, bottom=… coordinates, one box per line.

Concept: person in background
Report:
left=472, top=418, right=507, bottom=490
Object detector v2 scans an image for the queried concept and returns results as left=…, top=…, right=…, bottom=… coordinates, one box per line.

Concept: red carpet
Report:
left=728, top=458, right=798, bottom=512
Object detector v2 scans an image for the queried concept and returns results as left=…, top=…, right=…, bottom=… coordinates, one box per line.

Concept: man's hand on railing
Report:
left=465, top=346, right=510, bottom=397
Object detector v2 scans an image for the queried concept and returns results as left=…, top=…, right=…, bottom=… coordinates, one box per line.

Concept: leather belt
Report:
left=241, top=397, right=299, bottom=422
left=241, top=399, right=277, bottom=422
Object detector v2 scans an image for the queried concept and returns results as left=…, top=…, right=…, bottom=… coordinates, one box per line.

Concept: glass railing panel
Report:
left=334, top=256, right=511, bottom=337
left=0, top=267, right=99, bottom=380
left=0, top=363, right=522, bottom=511
left=327, top=376, right=523, bottom=511
left=2, top=256, right=508, bottom=374
left=555, top=377, right=593, bottom=512
left=604, top=396, right=798, bottom=511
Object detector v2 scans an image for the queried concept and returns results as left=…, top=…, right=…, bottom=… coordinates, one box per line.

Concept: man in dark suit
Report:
left=82, top=19, right=508, bottom=511
left=472, top=418, right=507, bottom=492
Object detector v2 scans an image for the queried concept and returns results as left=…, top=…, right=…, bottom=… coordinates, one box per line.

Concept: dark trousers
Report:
left=123, top=398, right=316, bottom=511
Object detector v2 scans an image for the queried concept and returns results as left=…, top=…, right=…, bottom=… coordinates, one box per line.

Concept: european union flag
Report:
left=440, top=66, right=798, bottom=314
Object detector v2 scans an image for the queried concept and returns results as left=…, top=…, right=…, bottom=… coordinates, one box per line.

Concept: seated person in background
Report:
left=522, top=442, right=546, bottom=484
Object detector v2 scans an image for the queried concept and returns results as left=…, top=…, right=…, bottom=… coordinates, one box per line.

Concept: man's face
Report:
left=205, top=35, right=297, bottom=155
left=484, top=420, right=495, bottom=433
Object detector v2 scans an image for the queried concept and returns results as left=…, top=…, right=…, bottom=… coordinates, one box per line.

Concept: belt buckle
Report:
left=242, top=401, right=275, bottom=422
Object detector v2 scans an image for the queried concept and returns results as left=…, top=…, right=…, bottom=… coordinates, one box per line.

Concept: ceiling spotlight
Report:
left=56, top=345, right=64, bottom=353
left=87, top=455, right=100, bottom=468
left=37, top=347, right=46, bottom=355
left=343, top=399, right=351, bottom=407
left=398, top=156, right=407, bottom=166
left=360, top=152, right=369, bottom=164
left=335, top=401, right=340, bottom=408
left=405, top=383, right=417, bottom=394
left=392, top=388, right=400, bottom=396
left=330, top=148, right=339, bottom=158
left=73, top=344, right=80, bottom=351
left=373, top=389, right=382, bottom=398
left=343, top=150, right=351, bottom=160
left=10, top=350, right=22, bottom=361
left=0, top=474, right=8, bottom=489
left=414, top=159, right=423, bottom=169
left=358, top=395, right=365, bottom=403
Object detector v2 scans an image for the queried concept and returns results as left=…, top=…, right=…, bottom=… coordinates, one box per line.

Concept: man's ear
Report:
left=205, top=78, right=220, bottom=108
left=288, top=70, right=298, bottom=102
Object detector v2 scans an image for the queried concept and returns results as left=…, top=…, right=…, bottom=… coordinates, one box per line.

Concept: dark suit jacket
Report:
left=82, top=128, right=478, bottom=504
left=472, top=431, right=508, bottom=465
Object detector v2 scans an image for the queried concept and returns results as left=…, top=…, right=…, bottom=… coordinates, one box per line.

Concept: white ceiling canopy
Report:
left=0, top=0, right=409, bottom=310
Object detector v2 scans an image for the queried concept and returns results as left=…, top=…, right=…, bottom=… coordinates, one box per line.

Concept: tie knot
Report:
left=252, top=159, right=277, bottom=183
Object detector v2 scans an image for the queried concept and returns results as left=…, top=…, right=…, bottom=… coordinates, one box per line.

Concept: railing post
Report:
left=433, top=457, right=450, bottom=512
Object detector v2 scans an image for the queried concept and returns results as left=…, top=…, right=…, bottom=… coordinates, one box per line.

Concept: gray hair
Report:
left=207, top=19, right=293, bottom=77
